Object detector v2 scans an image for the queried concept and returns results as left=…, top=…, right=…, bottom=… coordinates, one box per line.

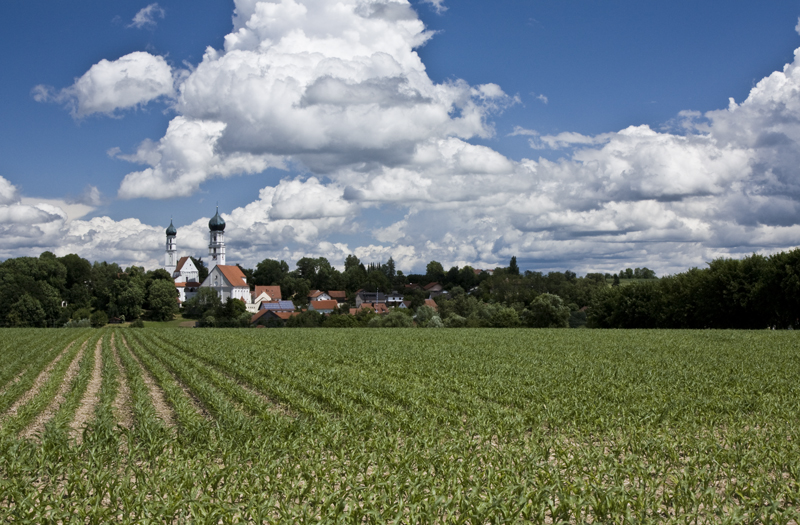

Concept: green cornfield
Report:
left=0, top=328, right=799, bottom=523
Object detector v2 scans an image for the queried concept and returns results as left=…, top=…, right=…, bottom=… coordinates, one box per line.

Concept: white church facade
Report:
left=164, top=208, right=259, bottom=312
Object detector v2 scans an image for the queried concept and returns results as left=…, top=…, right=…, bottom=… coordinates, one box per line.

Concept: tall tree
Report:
left=508, top=256, right=520, bottom=276
left=253, top=259, right=289, bottom=286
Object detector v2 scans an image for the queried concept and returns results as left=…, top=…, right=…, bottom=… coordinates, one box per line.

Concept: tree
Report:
left=286, top=310, right=324, bottom=327
left=383, top=257, right=396, bottom=279
left=109, top=280, right=145, bottom=320
left=344, top=255, right=361, bottom=272
left=7, top=294, right=46, bottom=327
left=220, top=297, right=247, bottom=320
left=525, top=293, right=569, bottom=328
left=415, top=304, right=437, bottom=327
left=425, top=261, right=445, bottom=284
left=191, top=257, right=209, bottom=283
left=490, top=307, right=521, bottom=328
left=90, top=310, right=108, bottom=328
left=508, top=256, right=520, bottom=276
left=253, top=259, right=289, bottom=286
left=148, top=280, right=179, bottom=321
left=182, top=287, right=221, bottom=319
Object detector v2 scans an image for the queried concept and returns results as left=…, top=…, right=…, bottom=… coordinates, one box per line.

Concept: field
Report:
left=0, top=328, right=798, bottom=523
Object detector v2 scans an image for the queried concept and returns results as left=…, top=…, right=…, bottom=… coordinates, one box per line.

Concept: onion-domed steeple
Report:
left=166, top=219, right=177, bottom=237
left=208, top=207, right=226, bottom=232
left=208, top=207, right=226, bottom=271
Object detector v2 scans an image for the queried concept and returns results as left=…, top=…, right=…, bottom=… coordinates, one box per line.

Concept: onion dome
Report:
left=208, top=207, right=226, bottom=231
left=166, top=219, right=177, bottom=237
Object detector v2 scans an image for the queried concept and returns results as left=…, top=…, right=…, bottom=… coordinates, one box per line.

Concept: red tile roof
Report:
left=253, top=285, right=281, bottom=301
left=423, top=282, right=441, bottom=291
left=424, top=298, right=438, bottom=311
left=328, top=290, right=346, bottom=300
left=309, top=300, right=338, bottom=311
left=216, top=265, right=248, bottom=288
left=175, top=282, right=186, bottom=288
left=308, top=290, right=324, bottom=298
left=358, top=302, right=389, bottom=314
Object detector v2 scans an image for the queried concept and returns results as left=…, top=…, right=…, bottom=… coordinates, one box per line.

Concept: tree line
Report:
left=1, top=247, right=797, bottom=329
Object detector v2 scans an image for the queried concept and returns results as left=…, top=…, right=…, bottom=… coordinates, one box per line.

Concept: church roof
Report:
left=209, top=207, right=226, bottom=231
left=166, top=220, right=177, bottom=237
left=175, top=256, right=190, bottom=272
left=216, top=265, right=248, bottom=288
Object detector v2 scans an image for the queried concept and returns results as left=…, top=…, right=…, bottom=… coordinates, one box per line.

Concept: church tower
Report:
left=165, top=219, right=177, bottom=275
left=208, top=207, right=226, bottom=272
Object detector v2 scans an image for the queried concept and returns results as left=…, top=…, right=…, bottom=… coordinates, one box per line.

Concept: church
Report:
left=164, top=208, right=255, bottom=311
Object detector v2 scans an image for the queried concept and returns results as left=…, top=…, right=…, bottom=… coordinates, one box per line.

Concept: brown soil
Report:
left=18, top=340, right=87, bottom=439
left=69, top=338, right=104, bottom=440
left=110, top=333, right=133, bottom=429
left=119, top=334, right=176, bottom=428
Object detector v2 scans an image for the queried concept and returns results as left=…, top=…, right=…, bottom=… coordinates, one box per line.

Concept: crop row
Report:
left=0, top=328, right=798, bottom=523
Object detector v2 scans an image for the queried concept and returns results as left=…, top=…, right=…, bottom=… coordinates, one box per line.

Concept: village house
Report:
left=308, top=290, right=332, bottom=302
left=250, top=285, right=282, bottom=313
left=308, top=300, right=338, bottom=314
left=355, top=291, right=387, bottom=308
left=350, top=302, right=389, bottom=316
left=328, top=290, right=347, bottom=304
left=386, top=290, right=404, bottom=308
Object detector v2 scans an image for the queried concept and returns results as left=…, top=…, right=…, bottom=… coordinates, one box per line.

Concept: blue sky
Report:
left=1, top=0, right=800, bottom=275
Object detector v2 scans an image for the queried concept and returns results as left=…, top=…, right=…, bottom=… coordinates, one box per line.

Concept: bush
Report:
left=427, top=315, right=443, bottom=328
left=381, top=310, right=414, bottom=328
left=415, top=305, right=437, bottom=327
left=443, top=314, right=466, bottom=328
left=90, top=311, right=108, bottom=328
left=130, top=318, right=145, bottom=328
left=322, top=314, right=359, bottom=328
left=63, top=319, right=91, bottom=328
left=72, top=307, right=92, bottom=320
left=524, top=293, right=569, bottom=328
left=490, top=307, right=520, bottom=328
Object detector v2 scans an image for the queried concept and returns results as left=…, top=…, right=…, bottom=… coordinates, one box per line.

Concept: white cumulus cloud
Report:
left=107, top=0, right=513, bottom=198
left=33, top=52, right=175, bottom=118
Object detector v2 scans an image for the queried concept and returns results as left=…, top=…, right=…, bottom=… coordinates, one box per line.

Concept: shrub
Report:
left=524, top=293, right=569, bottom=328
left=382, top=310, right=414, bottom=328
left=130, top=318, right=145, bottom=328
left=443, top=314, right=467, bottom=328
left=90, top=311, right=108, bottom=328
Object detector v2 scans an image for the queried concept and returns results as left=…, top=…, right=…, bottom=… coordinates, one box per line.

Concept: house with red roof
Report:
left=250, top=285, right=282, bottom=312
left=308, top=299, right=338, bottom=314
left=308, top=290, right=332, bottom=302
left=327, top=290, right=347, bottom=304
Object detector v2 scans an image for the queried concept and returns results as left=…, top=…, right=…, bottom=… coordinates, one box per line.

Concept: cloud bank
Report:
left=22, top=1, right=800, bottom=274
